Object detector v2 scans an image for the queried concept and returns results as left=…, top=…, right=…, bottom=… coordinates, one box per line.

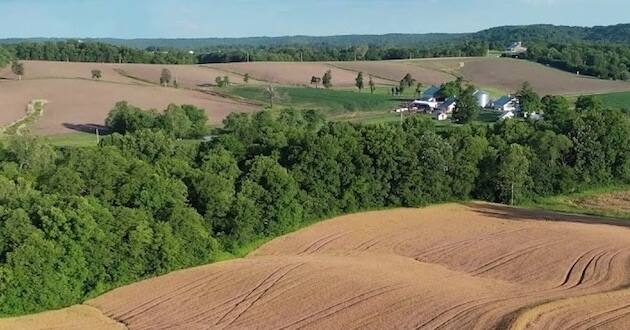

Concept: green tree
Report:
left=310, top=76, right=321, bottom=88
left=160, top=68, right=171, bottom=86
left=322, top=70, right=333, bottom=88
left=517, top=82, right=541, bottom=114
left=368, top=75, right=376, bottom=94
left=91, top=69, right=102, bottom=80
left=11, top=61, right=24, bottom=80
left=263, top=85, right=278, bottom=109
left=415, top=82, right=424, bottom=98
left=497, top=144, right=531, bottom=205
left=355, top=72, right=364, bottom=91
left=452, top=85, right=480, bottom=124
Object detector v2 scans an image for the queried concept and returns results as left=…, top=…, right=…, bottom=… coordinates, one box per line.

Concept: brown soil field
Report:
left=5, top=203, right=628, bottom=329
left=407, top=57, right=630, bottom=95
left=114, top=63, right=261, bottom=89
left=0, top=305, right=124, bottom=330
left=205, top=62, right=389, bottom=87
left=0, top=78, right=258, bottom=134
left=331, top=60, right=454, bottom=86
left=0, top=60, right=142, bottom=84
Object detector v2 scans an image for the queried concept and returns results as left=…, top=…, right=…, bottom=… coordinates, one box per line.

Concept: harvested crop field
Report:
left=571, top=191, right=630, bottom=216
left=114, top=63, right=260, bottom=89
left=0, top=78, right=258, bottom=134
left=5, top=203, right=629, bottom=329
left=205, top=62, right=389, bottom=87
left=331, top=60, right=453, bottom=86
left=407, top=57, right=630, bottom=95
left=0, top=60, right=141, bottom=84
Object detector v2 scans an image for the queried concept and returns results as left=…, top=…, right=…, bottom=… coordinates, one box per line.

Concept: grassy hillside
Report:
left=594, top=91, right=630, bottom=110
left=225, top=85, right=402, bottom=114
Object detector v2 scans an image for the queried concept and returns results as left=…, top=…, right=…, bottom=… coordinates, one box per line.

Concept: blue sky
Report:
left=1, top=0, right=629, bottom=38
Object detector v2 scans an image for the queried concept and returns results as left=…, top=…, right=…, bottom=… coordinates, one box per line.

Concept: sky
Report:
left=1, top=0, right=629, bottom=38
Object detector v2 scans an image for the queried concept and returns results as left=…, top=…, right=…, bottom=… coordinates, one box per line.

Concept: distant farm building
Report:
left=439, top=97, right=457, bottom=114
left=493, top=96, right=520, bottom=112
left=421, top=85, right=441, bottom=102
left=505, top=42, right=528, bottom=56
left=474, top=90, right=491, bottom=108
left=436, top=112, right=449, bottom=121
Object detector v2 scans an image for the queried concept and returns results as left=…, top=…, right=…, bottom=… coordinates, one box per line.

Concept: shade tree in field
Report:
left=263, top=85, right=278, bottom=109
left=368, top=75, right=376, bottom=94
left=215, top=76, right=230, bottom=88
left=400, top=73, right=415, bottom=88
left=11, top=61, right=24, bottom=80
left=91, top=69, right=102, bottom=80
left=160, top=68, right=172, bottom=86
left=322, top=70, right=333, bottom=88
left=415, top=82, right=424, bottom=98
left=310, top=76, right=321, bottom=88
left=355, top=72, right=364, bottom=91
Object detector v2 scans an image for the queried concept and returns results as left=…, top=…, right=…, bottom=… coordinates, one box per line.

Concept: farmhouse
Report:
left=420, top=85, right=441, bottom=102
left=439, top=97, right=457, bottom=114
left=493, top=96, right=519, bottom=112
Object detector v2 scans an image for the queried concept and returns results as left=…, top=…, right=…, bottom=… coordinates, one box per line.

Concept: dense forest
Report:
left=1, top=88, right=630, bottom=315
left=0, top=46, right=12, bottom=68
left=197, top=41, right=489, bottom=62
left=523, top=42, right=630, bottom=80
left=5, top=40, right=196, bottom=64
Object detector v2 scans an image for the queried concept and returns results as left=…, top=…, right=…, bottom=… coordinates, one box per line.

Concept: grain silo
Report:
left=475, top=91, right=490, bottom=108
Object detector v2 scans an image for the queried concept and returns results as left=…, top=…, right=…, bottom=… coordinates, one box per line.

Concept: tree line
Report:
left=1, top=89, right=630, bottom=316
left=5, top=40, right=196, bottom=64
left=523, top=42, right=630, bottom=81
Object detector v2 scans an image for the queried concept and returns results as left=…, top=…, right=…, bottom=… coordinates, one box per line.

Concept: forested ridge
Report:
left=1, top=88, right=630, bottom=316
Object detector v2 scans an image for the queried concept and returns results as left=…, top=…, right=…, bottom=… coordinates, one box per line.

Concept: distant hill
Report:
left=472, top=23, right=630, bottom=44
left=0, top=33, right=467, bottom=50
left=2, top=24, right=629, bottom=49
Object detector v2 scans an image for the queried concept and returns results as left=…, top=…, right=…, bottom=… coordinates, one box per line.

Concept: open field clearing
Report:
left=0, top=78, right=258, bottom=134
left=331, top=60, right=454, bottom=85
left=205, top=62, right=390, bottom=87
left=5, top=203, right=629, bottom=329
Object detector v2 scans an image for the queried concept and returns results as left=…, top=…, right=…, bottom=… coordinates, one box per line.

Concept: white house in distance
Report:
left=439, top=97, right=457, bottom=114
left=505, top=42, right=528, bottom=56
left=436, top=112, right=449, bottom=121
left=493, top=96, right=520, bottom=112
left=409, top=85, right=441, bottom=111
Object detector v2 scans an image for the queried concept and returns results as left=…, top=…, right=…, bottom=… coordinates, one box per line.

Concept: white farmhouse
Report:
left=439, top=97, right=457, bottom=114
left=493, top=96, right=519, bottom=112
left=506, top=42, right=528, bottom=55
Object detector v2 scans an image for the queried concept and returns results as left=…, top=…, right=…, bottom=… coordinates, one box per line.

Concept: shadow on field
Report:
left=466, top=202, right=630, bottom=229
left=63, top=123, right=110, bottom=135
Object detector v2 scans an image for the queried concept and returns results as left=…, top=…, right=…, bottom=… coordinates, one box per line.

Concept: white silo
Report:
left=475, top=91, right=490, bottom=108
